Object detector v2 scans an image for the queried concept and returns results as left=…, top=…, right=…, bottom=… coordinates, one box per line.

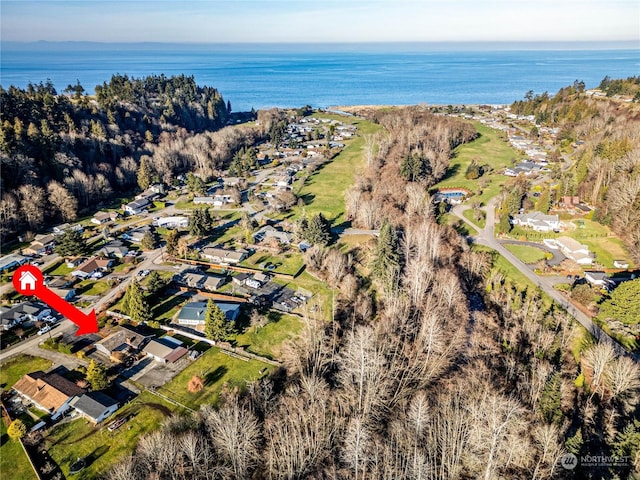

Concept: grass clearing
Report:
left=0, top=421, right=37, bottom=480
left=0, top=354, right=52, bottom=391
left=234, top=312, right=303, bottom=359
left=241, top=251, right=305, bottom=276
left=159, top=347, right=272, bottom=410
left=472, top=244, right=537, bottom=290
left=434, top=122, right=523, bottom=205
left=46, top=391, right=181, bottom=479
left=76, top=280, right=111, bottom=296
left=504, top=244, right=548, bottom=264
left=43, top=261, right=73, bottom=276
left=462, top=208, right=486, bottom=229
left=293, top=116, right=382, bottom=226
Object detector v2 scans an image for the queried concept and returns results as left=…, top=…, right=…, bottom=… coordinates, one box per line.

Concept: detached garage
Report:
left=143, top=336, right=188, bottom=364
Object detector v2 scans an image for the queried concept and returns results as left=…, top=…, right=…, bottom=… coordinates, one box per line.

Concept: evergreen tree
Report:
left=598, top=278, right=640, bottom=325
left=54, top=229, right=88, bottom=257
left=400, top=153, right=430, bottom=182
left=539, top=372, right=563, bottom=424
left=190, top=207, right=213, bottom=237
left=122, top=280, right=152, bottom=324
left=536, top=188, right=551, bottom=213
left=497, top=214, right=512, bottom=234
left=165, top=229, right=180, bottom=256
left=186, top=172, right=205, bottom=195
left=204, top=299, right=234, bottom=341
left=7, top=419, right=27, bottom=440
left=371, top=221, right=401, bottom=282
left=85, top=359, right=109, bottom=390
left=141, top=229, right=157, bottom=251
left=146, top=270, right=168, bottom=296
left=137, top=155, right=153, bottom=190
left=303, top=213, right=331, bottom=246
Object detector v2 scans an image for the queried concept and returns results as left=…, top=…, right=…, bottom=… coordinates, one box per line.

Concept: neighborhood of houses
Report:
left=0, top=108, right=637, bottom=478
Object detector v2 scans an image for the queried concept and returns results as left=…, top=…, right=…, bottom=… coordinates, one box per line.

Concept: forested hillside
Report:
left=0, top=75, right=251, bottom=239
left=107, top=107, right=639, bottom=479
left=511, top=79, right=640, bottom=263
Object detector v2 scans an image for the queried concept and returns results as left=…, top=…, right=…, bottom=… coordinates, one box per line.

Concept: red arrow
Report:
left=13, top=265, right=99, bottom=336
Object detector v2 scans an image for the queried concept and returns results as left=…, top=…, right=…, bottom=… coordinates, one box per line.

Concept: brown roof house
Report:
left=94, top=324, right=155, bottom=362
left=71, top=257, right=114, bottom=278
left=13, top=371, right=86, bottom=420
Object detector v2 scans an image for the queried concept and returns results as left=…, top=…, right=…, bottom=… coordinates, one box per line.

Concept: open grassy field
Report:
left=434, top=122, right=523, bottom=205
left=76, top=280, right=111, bottom=296
left=472, top=244, right=537, bottom=290
left=0, top=354, right=52, bottom=391
left=0, top=421, right=37, bottom=480
left=234, top=312, right=303, bottom=360
left=504, top=244, right=548, bottom=264
left=43, top=261, right=73, bottom=276
left=158, top=347, right=272, bottom=410
left=463, top=208, right=486, bottom=229
left=46, top=391, right=181, bottom=479
left=293, top=115, right=382, bottom=226
left=241, top=251, right=305, bottom=276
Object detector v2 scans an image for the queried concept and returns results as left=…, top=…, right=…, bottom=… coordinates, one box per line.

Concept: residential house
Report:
left=556, top=236, right=593, bottom=265
left=176, top=301, right=241, bottom=327
left=201, top=247, right=247, bottom=264
left=231, top=272, right=250, bottom=286
left=511, top=211, right=560, bottom=232
left=91, top=211, right=119, bottom=225
left=561, top=196, right=581, bottom=208
left=94, top=324, right=154, bottom=361
left=1, top=302, right=52, bottom=330
left=69, top=392, right=119, bottom=424
left=0, top=253, right=28, bottom=272
left=98, top=240, right=129, bottom=258
left=13, top=371, right=86, bottom=420
left=23, top=234, right=56, bottom=256
left=53, top=223, right=83, bottom=235
left=585, top=271, right=614, bottom=290
left=154, top=216, right=189, bottom=229
left=121, top=227, right=149, bottom=244
left=613, top=260, right=630, bottom=269
left=143, top=337, right=188, bottom=364
left=193, top=197, right=216, bottom=205
left=65, top=257, right=85, bottom=268
left=46, top=277, right=73, bottom=289
left=72, top=257, right=114, bottom=278
left=178, top=272, right=226, bottom=292
left=123, top=198, right=151, bottom=216
left=50, top=287, right=75, bottom=302
left=253, top=225, right=294, bottom=245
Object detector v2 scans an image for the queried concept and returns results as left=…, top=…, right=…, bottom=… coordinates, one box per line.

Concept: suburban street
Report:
left=452, top=198, right=629, bottom=357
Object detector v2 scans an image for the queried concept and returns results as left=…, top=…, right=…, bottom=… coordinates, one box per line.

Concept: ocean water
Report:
left=1, top=43, right=638, bottom=110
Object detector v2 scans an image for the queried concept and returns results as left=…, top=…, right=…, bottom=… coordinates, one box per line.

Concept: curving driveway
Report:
left=452, top=199, right=630, bottom=358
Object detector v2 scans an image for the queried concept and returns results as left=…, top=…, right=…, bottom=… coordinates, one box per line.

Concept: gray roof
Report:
left=70, top=392, right=118, bottom=420
left=144, top=336, right=183, bottom=358
left=177, top=301, right=240, bottom=323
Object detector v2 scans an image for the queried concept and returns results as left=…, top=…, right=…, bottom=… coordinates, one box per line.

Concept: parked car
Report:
left=138, top=269, right=150, bottom=278
left=43, top=315, right=57, bottom=323
left=37, top=325, right=53, bottom=335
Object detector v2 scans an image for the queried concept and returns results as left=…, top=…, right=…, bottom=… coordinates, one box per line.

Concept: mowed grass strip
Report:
left=0, top=421, right=37, bottom=480
left=435, top=122, right=522, bottom=205
left=296, top=117, right=382, bottom=225
left=0, top=354, right=52, bottom=391
left=504, top=244, right=548, bottom=264
left=158, top=347, right=272, bottom=410
left=46, top=391, right=181, bottom=479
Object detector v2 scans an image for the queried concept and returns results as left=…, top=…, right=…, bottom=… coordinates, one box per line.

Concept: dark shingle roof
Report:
left=70, top=392, right=118, bottom=420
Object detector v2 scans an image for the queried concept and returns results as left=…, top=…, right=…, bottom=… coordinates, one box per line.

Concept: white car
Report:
left=37, top=325, right=53, bottom=335
left=91, top=271, right=105, bottom=279
left=43, top=315, right=57, bottom=323
left=138, top=270, right=150, bottom=278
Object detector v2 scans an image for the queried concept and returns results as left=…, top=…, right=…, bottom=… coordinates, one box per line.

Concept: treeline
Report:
left=0, top=75, right=233, bottom=240
left=599, top=76, right=640, bottom=100
left=108, top=109, right=639, bottom=479
left=509, top=80, right=640, bottom=263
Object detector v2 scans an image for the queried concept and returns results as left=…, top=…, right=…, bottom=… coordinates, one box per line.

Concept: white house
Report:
left=613, top=260, right=630, bottom=269
left=123, top=198, right=151, bottom=216
left=70, top=392, right=119, bottom=424
left=201, top=247, right=247, bottom=264
left=91, top=211, right=119, bottom=224
left=556, top=236, right=593, bottom=265
left=154, top=216, right=189, bottom=229
left=512, top=211, right=560, bottom=232
left=143, top=337, right=188, bottom=364
left=585, top=271, right=614, bottom=290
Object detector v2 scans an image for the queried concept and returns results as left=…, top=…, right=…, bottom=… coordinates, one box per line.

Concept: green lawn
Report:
left=0, top=421, right=37, bottom=480
left=434, top=122, right=523, bottom=205
left=46, top=391, right=181, bottom=479
left=43, top=261, right=73, bottom=276
left=151, top=293, right=191, bottom=323
left=76, top=280, right=111, bottom=296
left=234, top=312, right=303, bottom=360
left=0, top=354, right=52, bottom=391
left=462, top=208, right=486, bottom=229
left=293, top=116, right=382, bottom=226
left=504, top=244, right=548, bottom=264
left=158, top=347, right=272, bottom=410
left=241, top=251, right=305, bottom=276
left=274, top=270, right=334, bottom=321
left=472, top=245, right=537, bottom=290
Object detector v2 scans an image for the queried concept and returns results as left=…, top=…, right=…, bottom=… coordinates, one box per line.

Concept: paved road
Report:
left=0, top=247, right=164, bottom=363
left=452, top=199, right=629, bottom=358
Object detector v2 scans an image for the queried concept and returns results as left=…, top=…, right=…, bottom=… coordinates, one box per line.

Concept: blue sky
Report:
left=2, top=0, right=639, bottom=43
